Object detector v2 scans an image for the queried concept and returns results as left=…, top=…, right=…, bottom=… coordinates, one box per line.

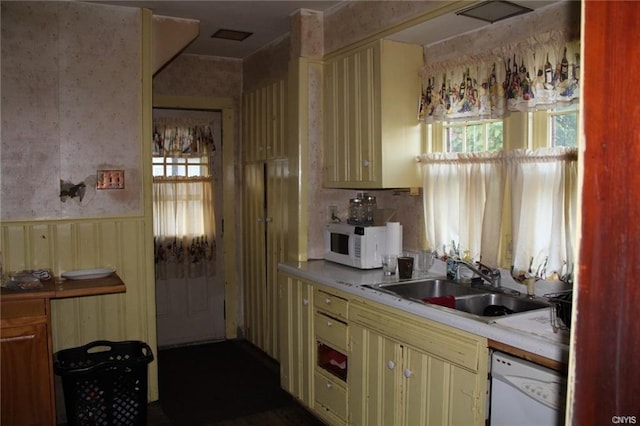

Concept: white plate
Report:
left=61, top=268, right=116, bottom=280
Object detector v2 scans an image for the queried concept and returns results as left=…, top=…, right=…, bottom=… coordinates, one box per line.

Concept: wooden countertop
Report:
left=1, top=273, right=126, bottom=301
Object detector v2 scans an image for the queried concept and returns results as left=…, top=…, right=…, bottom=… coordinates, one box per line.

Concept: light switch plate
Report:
left=97, top=170, right=125, bottom=189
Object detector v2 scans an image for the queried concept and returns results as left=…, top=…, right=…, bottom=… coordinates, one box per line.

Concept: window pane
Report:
left=443, top=120, right=503, bottom=153
left=551, top=112, right=578, bottom=147
left=467, top=124, right=484, bottom=152
left=153, top=165, right=164, bottom=176
left=447, top=127, right=464, bottom=152
left=188, top=165, right=202, bottom=177
left=166, top=165, right=186, bottom=176
left=487, top=121, right=504, bottom=151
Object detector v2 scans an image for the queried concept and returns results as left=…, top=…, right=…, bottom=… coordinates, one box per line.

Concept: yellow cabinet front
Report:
left=243, top=78, right=288, bottom=162
left=349, top=299, right=488, bottom=426
left=323, top=39, right=423, bottom=189
left=278, top=274, right=315, bottom=408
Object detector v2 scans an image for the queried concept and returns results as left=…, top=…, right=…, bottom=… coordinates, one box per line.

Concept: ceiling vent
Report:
left=456, top=1, right=533, bottom=23
left=211, top=28, right=253, bottom=42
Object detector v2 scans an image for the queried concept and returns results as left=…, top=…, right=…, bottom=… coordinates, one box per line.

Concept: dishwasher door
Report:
left=490, top=351, right=567, bottom=426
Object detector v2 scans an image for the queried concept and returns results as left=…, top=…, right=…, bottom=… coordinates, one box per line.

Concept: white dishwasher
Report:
left=490, top=351, right=567, bottom=426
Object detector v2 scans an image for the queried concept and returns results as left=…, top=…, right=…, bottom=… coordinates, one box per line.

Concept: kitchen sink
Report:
left=364, top=279, right=486, bottom=300
left=454, top=293, right=550, bottom=317
left=363, top=278, right=551, bottom=320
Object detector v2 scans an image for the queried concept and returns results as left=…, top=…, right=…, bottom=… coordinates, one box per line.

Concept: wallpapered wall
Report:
left=1, top=2, right=142, bottom=220
left=0, top=1, right=161, bottom=406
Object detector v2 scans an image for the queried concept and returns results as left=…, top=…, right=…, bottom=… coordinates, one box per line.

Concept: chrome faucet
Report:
left=453, top=259, right=502, bottom=289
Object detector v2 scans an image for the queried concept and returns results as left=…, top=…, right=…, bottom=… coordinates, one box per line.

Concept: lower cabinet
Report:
left=1, top=299, right=56, bottom=425
left=349, top=299, right=488, bottom=426
left=278, top=273, right=315, bottom=407
left=278, top=271, right=488, bottom=426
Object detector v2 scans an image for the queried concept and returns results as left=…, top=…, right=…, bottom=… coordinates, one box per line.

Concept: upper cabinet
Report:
left=243, top=78, right=288, bottom=162
left=323, top=39, right=423, bottom=189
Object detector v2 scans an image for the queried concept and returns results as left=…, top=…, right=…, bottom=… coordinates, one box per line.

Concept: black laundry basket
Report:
left=53, top=340, right=154, bottom=426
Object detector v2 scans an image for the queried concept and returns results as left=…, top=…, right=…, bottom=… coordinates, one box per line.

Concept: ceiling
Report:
left=94, top=1, right=558, bottom=59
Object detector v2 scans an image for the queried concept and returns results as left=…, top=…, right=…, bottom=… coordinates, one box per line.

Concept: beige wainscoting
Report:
left=1, top=217, right=159, bottom=401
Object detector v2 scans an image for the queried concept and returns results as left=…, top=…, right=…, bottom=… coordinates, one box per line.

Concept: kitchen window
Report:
left=421, top=110, right=578, bottom=280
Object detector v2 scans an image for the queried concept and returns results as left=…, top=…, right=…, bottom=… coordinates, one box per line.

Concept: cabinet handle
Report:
left=362, top=160, right=370, bottom=167
left=265, top=217, right=272, bottom=223
left=302, top=298, right=309, bottom=306
left=325, top=298, right=331, bottom=305
left=326, top=321, right=332, bottom=327
left=403, top=368, right=413, bottom=378
left=326, top=382, right=333, bottom=389
left=1, top=334, right=36, bottom=343
left=387, top=360, right=396, bottom=370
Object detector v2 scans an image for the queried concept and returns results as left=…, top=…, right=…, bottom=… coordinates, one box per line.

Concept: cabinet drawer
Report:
left=1, top=299, right=46, bottom=320
left=315, top=313, right=348, bottom=352
left=314, top=288, right=348, bottom=320
left=314, top=370, right=347, bottom=420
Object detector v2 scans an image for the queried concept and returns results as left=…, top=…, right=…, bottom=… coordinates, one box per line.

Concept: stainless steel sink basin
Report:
left=454, top=293, right=550, bottom=317
left=363, top=278, right=551, bottom=321
left=364, top=279, right=486, bottom=300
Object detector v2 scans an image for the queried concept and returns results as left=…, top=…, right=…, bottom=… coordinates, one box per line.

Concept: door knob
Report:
left=387, top=360, right=396, bottom=369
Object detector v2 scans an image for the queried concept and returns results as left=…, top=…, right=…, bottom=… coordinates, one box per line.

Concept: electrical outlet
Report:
left=97, top=170, right=125, bottom=189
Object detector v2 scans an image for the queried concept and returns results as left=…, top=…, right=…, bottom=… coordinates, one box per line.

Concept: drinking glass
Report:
left=382, top=254, right=398, bottom=276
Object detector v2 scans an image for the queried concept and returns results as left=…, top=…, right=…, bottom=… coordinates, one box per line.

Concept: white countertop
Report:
left=278, top=259, right=570, bottom=364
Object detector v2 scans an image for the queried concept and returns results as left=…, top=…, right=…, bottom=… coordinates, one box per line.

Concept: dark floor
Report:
left=149, top=339, right=325, bottom=425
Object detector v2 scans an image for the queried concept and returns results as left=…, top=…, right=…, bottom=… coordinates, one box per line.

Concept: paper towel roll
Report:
left=385, top=222, right=402, bottom=255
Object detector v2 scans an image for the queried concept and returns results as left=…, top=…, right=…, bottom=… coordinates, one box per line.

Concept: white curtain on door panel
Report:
left=153, top=177, right=216, bottom=279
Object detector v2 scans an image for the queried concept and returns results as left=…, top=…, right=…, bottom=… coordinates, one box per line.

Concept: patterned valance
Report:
left=153, top=117, right=216, bottom=156
left=418, top=30, right=580, bottom=123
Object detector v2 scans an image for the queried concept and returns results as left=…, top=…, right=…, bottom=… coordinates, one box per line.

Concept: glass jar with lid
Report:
left=348, top=198, right=364, bottom=224
left=363, top=195, right=376, bottom=225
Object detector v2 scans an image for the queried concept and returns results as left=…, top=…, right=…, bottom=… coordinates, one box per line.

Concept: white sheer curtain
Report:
left=507, top=148, right=577, bottom=277
left=153, top=177, right=216, bottom=279
left=421, top=148, right=577, bottom=278
left=420, top=152, right=505, bottom=266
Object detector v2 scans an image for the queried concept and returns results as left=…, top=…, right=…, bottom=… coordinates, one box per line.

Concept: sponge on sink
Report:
left=422, top=295, right=456, bottom=309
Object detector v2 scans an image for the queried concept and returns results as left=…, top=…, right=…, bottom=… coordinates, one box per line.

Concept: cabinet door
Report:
left=242, top=162, right=267, bottom=348
left=1, top=323, right=55, bottom=425
left=266, top=79, right=287, bottom=159
left=278, top=274, right=314, bottom=407
left=243, top=78, right=287, bottom=162
left=349, top=322, right=403, bottom=426
left=324, top=44, right=378, bottom=187
left=403, top=346, right=483, bottom=426
left=264, top=159, right=288, bottom=358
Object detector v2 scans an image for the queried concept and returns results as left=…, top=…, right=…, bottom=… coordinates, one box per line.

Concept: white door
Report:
left=153, top=108, right=226, bottom=347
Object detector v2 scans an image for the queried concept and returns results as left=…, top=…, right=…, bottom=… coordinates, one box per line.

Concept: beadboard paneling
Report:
left=1, top=217, right=158, bottom=399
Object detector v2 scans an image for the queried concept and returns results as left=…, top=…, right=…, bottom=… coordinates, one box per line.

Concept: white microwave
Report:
left=324, top=223, right=389, bottom=269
